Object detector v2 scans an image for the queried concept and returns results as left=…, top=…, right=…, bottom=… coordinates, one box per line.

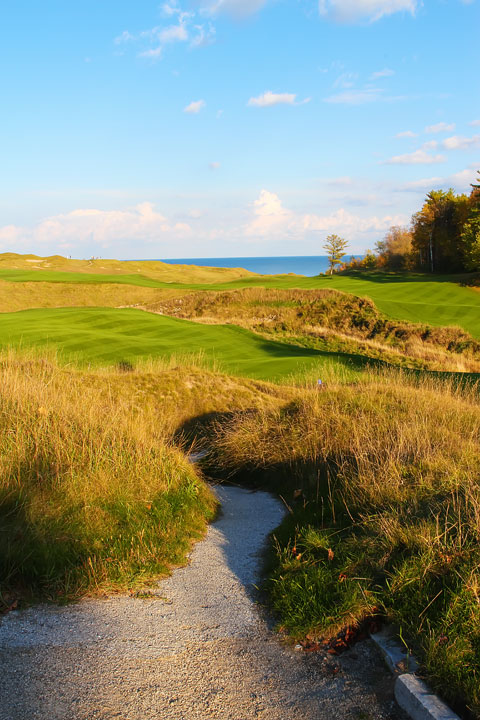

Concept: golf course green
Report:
left=0, top=307, right=366, bottom=381
left=2, top=268, right=479, bottom=338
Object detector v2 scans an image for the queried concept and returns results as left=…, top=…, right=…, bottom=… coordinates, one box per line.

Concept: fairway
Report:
left=0, top=307, right=364, bottom=382
left=2, top=268, right=480, bottom=339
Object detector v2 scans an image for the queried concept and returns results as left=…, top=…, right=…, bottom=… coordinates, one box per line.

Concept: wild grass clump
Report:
left=211, top=370, right=480, bottom=716
left=0, top=352, right=217, bottom=604
left=151, top=287, right=480, bottom=373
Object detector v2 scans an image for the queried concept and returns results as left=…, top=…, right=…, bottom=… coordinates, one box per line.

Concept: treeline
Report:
left=345, top=171, right=480, bottom=274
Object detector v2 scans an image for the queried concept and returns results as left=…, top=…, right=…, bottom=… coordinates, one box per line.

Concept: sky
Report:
left=0, top=0, right=479, bottom=259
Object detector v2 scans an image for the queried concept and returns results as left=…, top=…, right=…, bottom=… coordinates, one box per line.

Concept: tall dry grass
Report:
left=210, top=369, right=480, bottom=716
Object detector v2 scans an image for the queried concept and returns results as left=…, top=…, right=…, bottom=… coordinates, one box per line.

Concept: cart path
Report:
left=0, top=485, right=404, bottom=720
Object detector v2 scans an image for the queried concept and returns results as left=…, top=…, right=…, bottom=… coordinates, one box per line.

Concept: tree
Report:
left=461, top=171, right=480, bottom=271
left=375, top=226, right=413, bottom=270
left=411, top=189, right=469, bottom=272
left=323, top=234, right=348, bottom=274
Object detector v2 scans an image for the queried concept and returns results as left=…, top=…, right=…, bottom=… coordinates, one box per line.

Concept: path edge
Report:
left=370, top=628, right=461, bottom=720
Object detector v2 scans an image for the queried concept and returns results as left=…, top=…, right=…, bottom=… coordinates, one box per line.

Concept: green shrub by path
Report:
left=210, top=372, right=480, bottom=717
left=0, top=306, right=366, bottom=383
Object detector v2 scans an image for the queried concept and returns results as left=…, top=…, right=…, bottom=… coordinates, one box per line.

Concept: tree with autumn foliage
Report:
left=460, top=171, right=480, bottom=271
left=375, top=226, right=413, bottom=270
left=411, top=189, right=469, bottom=273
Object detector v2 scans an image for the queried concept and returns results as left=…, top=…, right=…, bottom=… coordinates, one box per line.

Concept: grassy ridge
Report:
left=0, top=307, right=365, bottom=382
left=209, top=371, right=480, bottom=717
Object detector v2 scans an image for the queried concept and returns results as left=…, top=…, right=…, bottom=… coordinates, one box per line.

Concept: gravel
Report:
left=0, top=484, right=405, bottom=720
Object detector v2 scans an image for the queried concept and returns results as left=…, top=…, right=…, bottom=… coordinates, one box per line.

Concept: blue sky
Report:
left=0, top=0, right=479, bottom=258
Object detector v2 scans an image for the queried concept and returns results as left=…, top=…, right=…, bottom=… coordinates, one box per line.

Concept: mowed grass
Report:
left=2, top=265, right=480, bottom=338
left=0, top=307, right=363, bottom=382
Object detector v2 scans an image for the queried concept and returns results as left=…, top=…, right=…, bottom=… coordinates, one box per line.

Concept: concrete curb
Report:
left=370, top=628, right=461, bottom=720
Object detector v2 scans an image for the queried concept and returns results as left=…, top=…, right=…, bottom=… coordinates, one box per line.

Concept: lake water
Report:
left=155, top=255, right=359, bottom=277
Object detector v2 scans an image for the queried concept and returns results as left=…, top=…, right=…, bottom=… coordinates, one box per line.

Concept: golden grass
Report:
left=0, top=350, right=292, bottom=604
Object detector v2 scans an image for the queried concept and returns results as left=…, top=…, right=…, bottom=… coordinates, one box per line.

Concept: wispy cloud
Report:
left=184, top=99, right=206, bottom=114
left=470, top=119, right=480, bottom=127
left=386, top=149, right=446, bottom=165
left=209, top=161, right=221, bottom=170
left=247, top=91, right=310, bottom=107
left=200, top=0, right=268, bottom=17
left=425, top=122, right=455, bottom=134
left=371, top=68, right=394, bottom=79
left=397, top=166, right=480, bottom=192
left=115, top=3, right=215, bottom=60
left=396, top=130, right=418, bottom=138
left=318, top=0, right=417, bottom=23
left=324, top=88, right=383, bottom=104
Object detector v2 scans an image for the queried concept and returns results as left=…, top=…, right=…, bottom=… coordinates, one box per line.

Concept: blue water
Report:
left=155, top=255, right=359, bottom=277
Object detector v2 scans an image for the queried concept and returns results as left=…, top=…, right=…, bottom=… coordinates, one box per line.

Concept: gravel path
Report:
left=0, top=485, right=404, bottom=720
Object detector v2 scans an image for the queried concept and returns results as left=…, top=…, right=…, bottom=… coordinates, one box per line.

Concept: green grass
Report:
left=2, top=268, right=480, bottom=338
left=0, top=307, right=366, bottom=382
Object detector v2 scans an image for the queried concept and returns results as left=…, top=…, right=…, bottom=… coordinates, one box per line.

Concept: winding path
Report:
left=0, top=486, right=403, bottom=720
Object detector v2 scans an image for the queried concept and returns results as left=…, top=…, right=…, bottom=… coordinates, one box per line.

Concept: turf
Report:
left=0, top=307, right=366, bottom=382
left=2, top=268, right=480, bottom=338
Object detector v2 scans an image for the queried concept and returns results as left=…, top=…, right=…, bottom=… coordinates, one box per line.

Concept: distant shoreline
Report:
left=124, top=255, right=362, bottom=277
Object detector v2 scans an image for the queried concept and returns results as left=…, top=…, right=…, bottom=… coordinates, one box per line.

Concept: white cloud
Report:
left=422, top=140, right=438, bottom=150
left=184, top=99, right=206, bottom=114
left=247, top=91, right=309, bottom=107
left=114, top=30, right=134, bottom=44
left=442, top=134, right=480, bottom=150
left=386, top=149, right=446, bottom=165
left=190, top=23, right=216, bottom=47
left=159, top=23, right=189, bottom=43
left=209, top=161, right=221, bottom=170
left=245, top=190, right=293, bottom=236
left=244, top=189, right=407, bottom=242
left=470, top=119, right=480, bottom=127
left=371, top=68, right=394, bottom=79
left=395, top=130, right=418, bottom=138
left=0, top=203, right=192, bottom=253
left=318, top=0, right=417, bottom=23
left=425, top=122, right=455, bottom=134
left=324, top=88, right=383, bottom=104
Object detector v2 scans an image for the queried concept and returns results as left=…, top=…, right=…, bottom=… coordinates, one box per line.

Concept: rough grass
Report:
left=209, top=370, right=480, bottom=717
left=0, top=351, right=293, bottom=606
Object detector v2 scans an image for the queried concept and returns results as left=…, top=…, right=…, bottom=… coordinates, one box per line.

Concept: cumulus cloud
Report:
left=318, top=0, right=417, bottom=23
left=247, top=91, right=309, bottom=107
left=396, top=130, right=418, bottom=138
left=184, top=99, right=206, bottom=114
left=442, top=134, right=480, bottom=150
left=244, top=189, right=407, bottom=242
left=425, top=122, right=455, bottom=134
left=0, top=203, right=192, bottom=254
left=386, top=149, right=446, bottom=165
